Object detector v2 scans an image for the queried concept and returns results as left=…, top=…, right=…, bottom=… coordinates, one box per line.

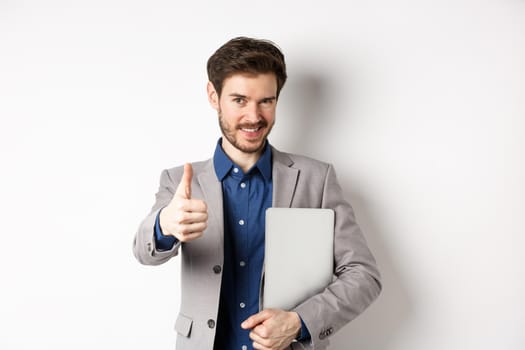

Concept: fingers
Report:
left=168, top=220, right=208, bottom=236
left=250, top=328, right=272, bottom=349
left=165, top=219, right=208, bottom=235
left=176, top=198, right=208, bottom=213
left=159, top=210, right=207, bottom=242
left=160, top=218, right=207, bottom=242
left=241, top=309, right=273, bottom=330
left=250, top=324, right=270, bottom=342
left=242, top=310, right=301, bottom=350
left=174, top=210, right=208, bottom=225
left=249, top=324, right=288, bottom=350
left=175, top=163, right=193, bottom=199
left=175, top=230, right=205, bottom=242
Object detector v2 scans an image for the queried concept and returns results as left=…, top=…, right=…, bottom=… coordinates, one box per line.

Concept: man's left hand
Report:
left=241, top=309, right=301, bottom=350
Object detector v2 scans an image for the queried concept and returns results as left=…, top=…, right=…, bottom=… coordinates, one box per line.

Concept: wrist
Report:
left=291, top=312, right=301, bottom=338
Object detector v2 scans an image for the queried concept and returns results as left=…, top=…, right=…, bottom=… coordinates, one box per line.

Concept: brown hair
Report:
left=207, top=37, right=287, bottom=98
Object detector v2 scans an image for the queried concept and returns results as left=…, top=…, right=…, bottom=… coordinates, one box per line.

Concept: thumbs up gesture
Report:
left=159, top=163, right=208, bottom=242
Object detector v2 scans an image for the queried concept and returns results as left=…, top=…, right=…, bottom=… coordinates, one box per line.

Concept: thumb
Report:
left=175, top=163, right=193, bottom=199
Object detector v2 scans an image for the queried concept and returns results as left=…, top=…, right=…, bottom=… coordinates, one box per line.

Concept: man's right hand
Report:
left=159, top=163, right=208, bottom=242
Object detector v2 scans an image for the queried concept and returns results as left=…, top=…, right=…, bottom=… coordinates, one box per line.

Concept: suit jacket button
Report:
left=207, top=319, right=215, bottom=328
left=213, top=265, right=222, bottom=274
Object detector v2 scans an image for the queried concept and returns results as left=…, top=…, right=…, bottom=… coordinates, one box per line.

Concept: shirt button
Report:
left=207, top=319, right=215, bottom=328
left=239, top=261, right=246, bottom=267
left=233, top=167, right=239, bottom=173
left=242, top=346, right=247, bottom=350
left=240, top=182, right=246, bottom=189
left=213, top=265, right=222, bottom=274
left=238, top=219, right=245, bottom=226
left=240, top=302, right=246, bottom=308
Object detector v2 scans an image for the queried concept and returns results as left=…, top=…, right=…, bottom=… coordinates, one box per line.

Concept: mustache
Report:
left=237, top=120, right=268, bottom=129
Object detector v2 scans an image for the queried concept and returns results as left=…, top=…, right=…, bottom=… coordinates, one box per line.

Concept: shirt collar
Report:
left=213, top=138, right=272, bottom=182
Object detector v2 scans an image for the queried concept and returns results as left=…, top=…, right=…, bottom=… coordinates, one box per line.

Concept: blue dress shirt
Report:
left=154, top=140, right=310, bottom=349
left=212, top=140, right=272, bottom=350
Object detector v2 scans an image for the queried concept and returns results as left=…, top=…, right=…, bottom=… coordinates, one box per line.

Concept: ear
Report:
left=207, top=81, right=219, bottom=111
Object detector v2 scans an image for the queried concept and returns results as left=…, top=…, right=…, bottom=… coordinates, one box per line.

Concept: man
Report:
left=133, top=37, right=381, bottom=350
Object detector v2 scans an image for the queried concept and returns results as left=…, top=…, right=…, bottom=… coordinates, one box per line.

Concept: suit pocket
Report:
left=174, top=313, right=193, bottom=337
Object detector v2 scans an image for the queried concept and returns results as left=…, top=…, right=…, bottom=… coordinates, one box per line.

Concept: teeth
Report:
left=242, top=128, right=259, bottom=132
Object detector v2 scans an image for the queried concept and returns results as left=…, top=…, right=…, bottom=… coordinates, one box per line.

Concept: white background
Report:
left=1, top=1, right=524, bottom=349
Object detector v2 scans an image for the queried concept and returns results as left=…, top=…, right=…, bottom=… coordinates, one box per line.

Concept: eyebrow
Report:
left=228, top=93, right=247, bottom=99
left=228, top=93, right=277, bottom=102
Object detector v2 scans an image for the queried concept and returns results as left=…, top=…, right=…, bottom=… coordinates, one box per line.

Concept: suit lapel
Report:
left=197, top=160, right=224, bottom=253
left=259, top=147, right=299, bottom=310
left=271, top=147, right=299, bottom=208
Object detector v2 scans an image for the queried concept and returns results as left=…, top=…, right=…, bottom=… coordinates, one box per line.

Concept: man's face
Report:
left=208, top=73, right=278, bottom=155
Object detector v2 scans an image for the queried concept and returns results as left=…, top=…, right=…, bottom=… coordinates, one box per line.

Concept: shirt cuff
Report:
left=297, top=316, right=311, bottom=341
left=154, top=209, right=177, bottom=251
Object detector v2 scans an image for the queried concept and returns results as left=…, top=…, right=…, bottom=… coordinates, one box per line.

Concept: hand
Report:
left=159, top=163, right=208, bottom=242
left=241, top=309, right=301, bottom=350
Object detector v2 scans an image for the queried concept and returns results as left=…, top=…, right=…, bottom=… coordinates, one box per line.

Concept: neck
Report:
left=221, top=140, right=265, bottom=173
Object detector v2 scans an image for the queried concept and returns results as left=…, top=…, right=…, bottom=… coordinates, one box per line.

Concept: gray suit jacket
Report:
left=133, top=147, right=381, bottom=350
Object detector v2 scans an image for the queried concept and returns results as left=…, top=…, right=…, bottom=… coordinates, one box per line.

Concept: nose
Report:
left=244, top=102, right=260, bottom=122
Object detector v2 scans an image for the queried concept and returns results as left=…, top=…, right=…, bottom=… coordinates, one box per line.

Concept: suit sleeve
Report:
left=133, top=168, right=182, bottom=265
left=293, top=164, right=382, bottom=348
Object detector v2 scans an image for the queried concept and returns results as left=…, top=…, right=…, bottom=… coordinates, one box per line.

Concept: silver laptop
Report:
left=262, top=208, right=334, bottom=311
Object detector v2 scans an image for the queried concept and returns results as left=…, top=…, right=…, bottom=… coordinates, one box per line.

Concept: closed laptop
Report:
left=262, top=208, right=334, bottom=310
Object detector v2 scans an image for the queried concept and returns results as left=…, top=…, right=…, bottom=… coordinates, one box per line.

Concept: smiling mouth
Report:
left=241, top=127, right=262, bottom=132
left=238, top=122, right=267, bottom=133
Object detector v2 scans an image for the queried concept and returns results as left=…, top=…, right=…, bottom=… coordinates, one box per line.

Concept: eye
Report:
left=260, top=98, right=275, bottom=107
left=233, top=97, right=246, bottom=105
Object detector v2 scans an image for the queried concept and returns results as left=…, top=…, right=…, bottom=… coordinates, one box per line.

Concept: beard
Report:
left=218, top=112, right=274, bottom=154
